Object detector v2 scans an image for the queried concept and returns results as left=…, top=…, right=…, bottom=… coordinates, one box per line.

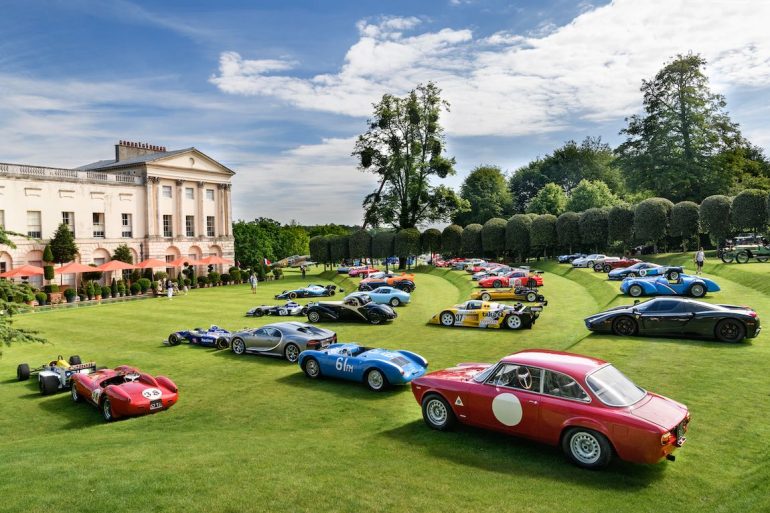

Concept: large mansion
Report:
left=0, top=140, right=235, bottom=286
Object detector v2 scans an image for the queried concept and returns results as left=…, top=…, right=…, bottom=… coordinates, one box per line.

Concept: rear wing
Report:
left=67, top=362, right=97, bottom=374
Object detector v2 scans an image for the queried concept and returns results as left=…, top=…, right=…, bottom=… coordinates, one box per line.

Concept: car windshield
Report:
left=586, top=365, right=646, bottom=407
left=472, top=364, right=497, bottom=383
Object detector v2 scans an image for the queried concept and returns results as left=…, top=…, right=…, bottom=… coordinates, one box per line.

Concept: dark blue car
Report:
left=608, top=263, right=683, bottom=281
left=167, top=325, right=232, bottom=349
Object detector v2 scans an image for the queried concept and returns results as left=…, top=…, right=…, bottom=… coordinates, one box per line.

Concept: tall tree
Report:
left=506, top=215, right=532, bottom=262
left=453, top=166, right=512, bottom=225
left=394, top=228, right=421, bottom=266
left=481, top=218, right=507, bottom=258
left=607, top=204, right=635, bottom=252
left=354, top=82, right=467, bottom=229
left=112, top=244, right=133, bottom=264
left=441, top=225, right=463, bottom=257
left=530, top=214, right=558, bottom=257
left=699, top=195, right=732, bottom=245
left=49, top=223, right=78, bottom=264
left=527, top=183, right=567, bottom=216
left=556, top=212, right=581, bottom=252
left=579, top=208, right=609, bottom=252
left=461, top=224, right=483, bottom=257
left=420, top=228, right=442, bottom=256
left=617, top=54, right=742, bottom=201
left=348, top=230, right=372, bottom=261
left=671, top=201, right=701, bottom=251
left=731, top=189, right=768, bottom=232
left=634, top=198, right=674, bottom=250
left=565, top=179, right=617, bottom=212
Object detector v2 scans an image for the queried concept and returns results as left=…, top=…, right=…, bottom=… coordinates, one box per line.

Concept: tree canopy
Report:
left=527, top=183, right=567, bottom=216
left=49, top=223, right=78, bottom=264
left=453, top=165, right=511, bottom=225
left=565, top=179, right=617, bottom=212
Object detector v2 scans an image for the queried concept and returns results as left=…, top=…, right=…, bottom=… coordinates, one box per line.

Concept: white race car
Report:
left=247, top=301, right=308, bottom=317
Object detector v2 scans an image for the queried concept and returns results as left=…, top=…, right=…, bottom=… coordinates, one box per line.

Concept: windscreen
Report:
left=586, top=365, right=646, bottom=407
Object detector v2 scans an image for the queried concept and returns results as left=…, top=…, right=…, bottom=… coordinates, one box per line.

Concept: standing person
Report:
left=249, top=272, right=258, bottom=294
left=694, top=247, right=705, bottom=275
left=166, top=278, right=174, bottom=300
left=300, top=265, right=306, bottom=279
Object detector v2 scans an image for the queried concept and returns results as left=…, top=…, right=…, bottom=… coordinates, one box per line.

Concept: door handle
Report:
left=527, top=400, right=539, bottom=405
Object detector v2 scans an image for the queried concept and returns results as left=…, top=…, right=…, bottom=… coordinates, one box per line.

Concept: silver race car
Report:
left=230, top=322, right=337, bottom=362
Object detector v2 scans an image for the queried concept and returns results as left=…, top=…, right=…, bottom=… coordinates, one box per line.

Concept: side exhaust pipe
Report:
left=666, top=454, right=676, bottom=462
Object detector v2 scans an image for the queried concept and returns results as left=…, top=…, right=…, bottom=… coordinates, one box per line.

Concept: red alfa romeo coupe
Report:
left=411, top=350, right=689, bottom=469
left=70, top=365, right=179, bottom=421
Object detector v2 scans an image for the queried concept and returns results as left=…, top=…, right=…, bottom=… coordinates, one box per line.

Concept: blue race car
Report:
left=275, top=284, right=337, bottom=300
left=166, top=325, right=232, bottom=349
left=356, top=286, right=410, bottom=307
left=608, top=263, right=683, bottom=281
left=620, top=274, right=720, bottom=298
left=297, top=343, right=428, bottom=391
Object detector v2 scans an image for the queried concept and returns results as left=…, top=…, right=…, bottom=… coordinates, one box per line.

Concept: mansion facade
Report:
left=0, top=140, right=235, bottom=286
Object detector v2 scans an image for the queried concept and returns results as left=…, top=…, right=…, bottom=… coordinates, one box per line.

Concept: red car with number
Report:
left=70, top=365, right=179, bottom=422
left=478, top=270, right=543, bottom=288
left=411, top=350, right=689, bottom=469
left=349, top=267, right=379, bottom=277
left=594, top=258, right=642, bottom=273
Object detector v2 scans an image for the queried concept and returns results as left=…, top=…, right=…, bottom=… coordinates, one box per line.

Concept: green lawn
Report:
left=1, top=262, right=768, bottom=513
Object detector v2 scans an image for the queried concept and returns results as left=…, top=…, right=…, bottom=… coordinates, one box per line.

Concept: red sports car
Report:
left=466, top=262, right=504, bottom=274
left=349, top=267, right=379, bottom=277
left=478, top=270, right=543, bottom=288
left=594, top=258, right=642, bottom=273
left=70, top=365, right=179, bottom=421
left=411, top=350, right=689, bottom=469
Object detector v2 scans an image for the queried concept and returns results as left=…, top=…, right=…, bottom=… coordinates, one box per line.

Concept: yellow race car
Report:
left=470, top=287, right=547, bottom=303
left=428, top=300, right=543, bottom=330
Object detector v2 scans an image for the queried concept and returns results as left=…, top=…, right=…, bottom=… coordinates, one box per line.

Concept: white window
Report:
left=0, top=210, right=5, bottom=229
left=162, top=185, right=172, bottom=198
left=163, top=215, right=173, bottom=238
left=92, top=213, right=105, bottom=238
left=27, top=211, right=42, bottom=238
left=62, top=212, right=75, bottom=235
left=206, top=216, right=215, bottom=237
left=121, top=213, right=133, bottom=238
left=185, top=187, right=194, bottom=199
left=185, top=216, right=195, bottom=237
left=206, top=189, right=215, bottom=201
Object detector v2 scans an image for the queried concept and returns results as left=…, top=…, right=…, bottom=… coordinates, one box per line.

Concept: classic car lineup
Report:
left=12, top=251, right=760, bottom=475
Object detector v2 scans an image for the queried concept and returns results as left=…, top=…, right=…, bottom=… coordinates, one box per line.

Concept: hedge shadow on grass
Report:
left=274, top=371, right=413, bottom=401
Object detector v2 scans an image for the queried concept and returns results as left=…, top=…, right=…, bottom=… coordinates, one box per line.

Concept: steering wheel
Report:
left=516, top=367, right=532, bottom=390
left=124, top=372, right=140, bottom=383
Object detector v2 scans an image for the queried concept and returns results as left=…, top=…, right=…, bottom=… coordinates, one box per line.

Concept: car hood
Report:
left=421, top=364, right=491, bottom=383
left=628, top=393, right=687, bottom=429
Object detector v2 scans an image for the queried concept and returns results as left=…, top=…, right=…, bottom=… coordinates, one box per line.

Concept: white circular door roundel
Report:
left=492, top=393, right=523, bottom=426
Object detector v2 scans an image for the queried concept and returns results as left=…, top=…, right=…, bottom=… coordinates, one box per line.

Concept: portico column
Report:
left=197, top=181, right=205, bottom=237
left=223, top=184, right=232, bottom=236
left=148, top=176, right=160, bottom=239
left=145, top=177, right=154, bottom=237
left=217, top=183, right=226, bottom=237
left=175, top=179, right=184, bottom=238
left=156, top=178, right=163, bottom=240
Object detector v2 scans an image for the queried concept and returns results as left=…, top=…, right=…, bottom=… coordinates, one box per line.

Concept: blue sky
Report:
left=2, top=0, right=769, bottom=225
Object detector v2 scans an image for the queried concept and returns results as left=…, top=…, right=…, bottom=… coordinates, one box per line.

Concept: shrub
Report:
left=130, top=282, right=141, bottom=295
left=229, top=268, right=241, bottom=283
left=111, top=278, right=118, bottom=297
left=732, top=189, right=768, bottom=232
left=421, top=228, right=442, bottom=255
left=530, top=214, right=558, bottom=257
left=137, top=278, right=151, bottom=293
left=461, top=224, right=483, bottom=257
left=208, top=271, right=220, bottom=285
left=154, top=271, right=168, bottom=281
left=25, top=293, right=35, bottom=303
left=607, top=204, right=635, bottom=250
left=197, top=276, right=209, bottom=287
left=43, top=284, right=60, bottom=294
left=634, top=198, right=674, bottom=247
left=395, top=228, right=421, bottom=259
left=579, top=208, right=609, bottom=251
left=35, top=292, right=47, bottom=305
left=86, top=281, right=95, bottom=299
left=184, top=278, right=191, bottom=286
left=506, top=214, right=532, bottom=261
left=671, top=201, right=701, bottom=251
left=556, top=212, right=581, bottom=252
left=221, top=273, right=231, bottom=284
left=349, top=230, right=373, bottom=260
left=78, top=293, right=86, bottom=302
left=117, top=280, right=126, bottom=296
left=101, top=286, right=111, bottom=298
left=441, top=225, right=463, bottom=258
left=64, top=288, right=76, bottom=301
left=82, top=265, right=103, bottom=282
left=700, top=195, right=732, bottom=244
left=271, top=268, right=282, bottom=280
left=481, top=218, right=507, bottom=257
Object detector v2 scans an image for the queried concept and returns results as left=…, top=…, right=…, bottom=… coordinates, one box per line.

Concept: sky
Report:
left=2, top=0, right=770, bottom=226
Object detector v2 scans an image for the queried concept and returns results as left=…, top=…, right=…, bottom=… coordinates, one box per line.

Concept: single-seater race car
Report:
left=608, top=263, right=683, bottom=281
left=620, top=274, right=720, bottom=298
left=275, top=284, right=337, bottom=300
left=16, top=355, right=98, bottom=395
left=411, top=349, right=689, bottom=469
left=230, top=322, right=337, bottom=362
left=429, top=300, right=543, bottom=330
left=359, top=272, right=415, bottom=292
left=478, top=269, right=544, bottom=288
left=584, top=297, right=760, bottom=343
left=349, top=287, right=410, bottom=307
left=166, top=325, right=232, bottom=349
left=470, top=287, right=547, bottom=303
left=298, top=342, right=428, bottom=391
left=70, top=365, right=178, bottom=422
left=306, top=294, right=397, bottom=325
left=246, top=301, right=307, bottom=317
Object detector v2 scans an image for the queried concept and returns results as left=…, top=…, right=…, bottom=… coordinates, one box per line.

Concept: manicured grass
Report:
left=1, top=264, right=768, bottom=512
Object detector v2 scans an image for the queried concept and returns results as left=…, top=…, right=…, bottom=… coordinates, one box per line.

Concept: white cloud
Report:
left=211, top=1, right=770, bottom=138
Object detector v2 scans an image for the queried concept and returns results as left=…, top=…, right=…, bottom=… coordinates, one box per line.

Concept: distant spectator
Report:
left=300, top=265, right=306, bottom=279
left=694, top=247, right=705, bottom=275
left=249, top=272, right=258, bottom=294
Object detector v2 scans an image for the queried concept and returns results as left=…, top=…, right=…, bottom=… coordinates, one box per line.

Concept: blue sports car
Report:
left=275, top=284, right=337, bottom=299
left=167, top=325, right=232, bottom=349
left=620, top=274, right=720, bottom=298
left=349, top=287, right=410, bottom=307
left=297, top=343, right=428, bottom=391
left=608, top=263, right=683, bottom=281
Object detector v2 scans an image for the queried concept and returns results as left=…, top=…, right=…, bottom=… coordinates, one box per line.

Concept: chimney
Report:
left=115, top=140, right=167, bottom=161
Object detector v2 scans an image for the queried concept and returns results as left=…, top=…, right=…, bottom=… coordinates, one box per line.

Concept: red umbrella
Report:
left=135, top=258, right=169, bottom=269
left=166, top=257, right=201, bottom=267
left=198, top=255, right=234, bottom=265
left=94, top=260, right=136, bottom=272
left=54, top=262, right=97, bottom=274
left=0, top=264, right=45, bottom=278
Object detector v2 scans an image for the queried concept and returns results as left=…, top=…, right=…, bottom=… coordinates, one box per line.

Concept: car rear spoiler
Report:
left=69, top=362, right=97, bottom=373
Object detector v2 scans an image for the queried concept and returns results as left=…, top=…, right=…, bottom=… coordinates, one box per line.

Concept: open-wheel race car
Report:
left=70, top=365, right=178, bottom=421
left=298, top=342, right=428, bottom=391
left=246, top=301, right=308, bottom=317
left=411, top=349, right=690, bottom=469
left=470, top=287, right=547, bottom=303
left=166, top=325, right=232, bottom=349
left=275, top=284, right=337, bottom=300
left=429, top=300, right=543, bottom=330
left=16, top=355, right=98, bottom=395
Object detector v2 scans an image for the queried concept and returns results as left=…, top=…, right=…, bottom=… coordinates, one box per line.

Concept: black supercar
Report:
left=584, top=297, right=760, bottom=343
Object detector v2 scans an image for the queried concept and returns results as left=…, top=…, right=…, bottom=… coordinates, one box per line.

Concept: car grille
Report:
left=390, top=356, right=411, bottom=367
left=674, top=419, right=688, bottom=446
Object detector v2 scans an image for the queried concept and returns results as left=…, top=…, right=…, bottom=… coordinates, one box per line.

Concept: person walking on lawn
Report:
left=694, top=247, right=705, bottom=275
left=249, top=272, right=258, bottom=294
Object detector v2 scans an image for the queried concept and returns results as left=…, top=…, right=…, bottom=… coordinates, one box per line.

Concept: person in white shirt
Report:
left=694, top=248, right=705, bottom=275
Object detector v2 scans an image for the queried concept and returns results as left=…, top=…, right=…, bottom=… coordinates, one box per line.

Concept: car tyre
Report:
left=329, top=290, right=336, bottom=296
left=492, top=280, right=502, bottom=288
left=689, top=283, right=706, bottom=298
left=68, top=355, right=82, bottom=365
left=231, top=338, right=246, bottom=355
left=307, top=311, right=321, bottom=323
left=666, top=270, right=681, bottom=280
left=216, top=337, right=229, bottom=350
left=439, top=311, right=455, bottom=327
left=628, top=285, right=643, bottom=297
left=17, top=363, right=30, bottom=381
left=303, top=357, right=321, bottom=379
left=389, top=297, right=401, bottom=307
left=369, top=315, right=382, bottom=325
left=254, top=309, right=264, bottom=317
left=70, top=382, right=81, bottom=402
left=593, top=264, right=602, bottom=272
left=421, top=394, right=456, bottom=431
left=284, top=343, right=300, bottom=363
left=39, top=375, right=59, bottom=395
left=168, top=334, right=181, bottom=346
left=626, top=272, right=636, bottom=278
left=365, top=369, right=389, bottom=391
left=505, top=314, right=523, bottom=330
left=562, top=428, right=612, bottom=470
left=526, top=292, right=537, bottom=302
left=603, top=264, right=612, bottom=273
left=481, top=292, right=491, bottom=301
left=102, top=398, right=114, bottom=422
left=586, top=261, right=594, bottom=268
left=715, top=319, right=746, bottom=343
left=612, top=316, right=638, bottom=336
